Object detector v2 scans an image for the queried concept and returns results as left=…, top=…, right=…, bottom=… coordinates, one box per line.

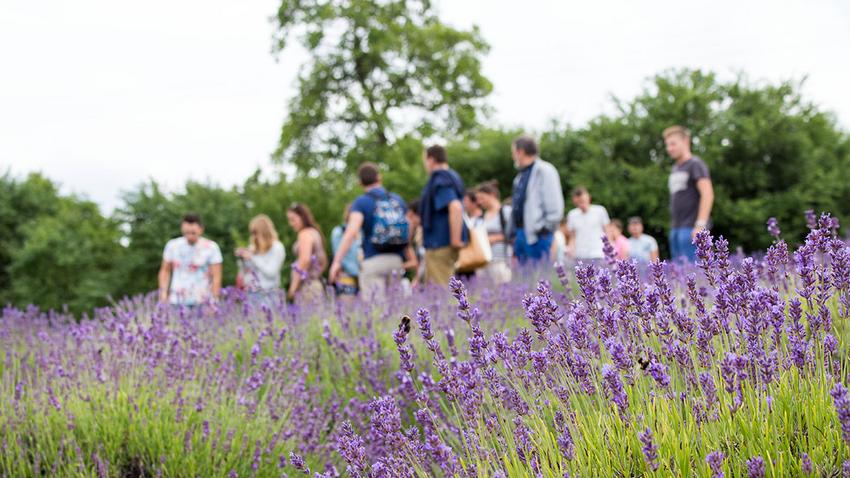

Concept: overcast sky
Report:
left=2, top=0, right=848, bottom=212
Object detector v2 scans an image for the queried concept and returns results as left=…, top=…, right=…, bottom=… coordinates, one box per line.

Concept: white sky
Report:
left=2, top=0, right=849, bottom=212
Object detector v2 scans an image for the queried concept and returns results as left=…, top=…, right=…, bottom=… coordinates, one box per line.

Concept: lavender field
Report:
left=2, top=215, right=850, bottom=477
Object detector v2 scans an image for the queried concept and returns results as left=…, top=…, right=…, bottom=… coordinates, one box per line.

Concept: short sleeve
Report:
left=566, top=211, right=577, bottom=231
left=351, top=195, right=371, bottom=216
left=649, top=236, right=659, bottom=252
left=163, top=240, right=175, bottom=261
left=434, top=185, right=459, bottom=211
left=599, top=206, right=611, bottom=226
left=208, top=242, right=223, bottom=265
left=691, top=159, right=710, bottom=181
left=331, top=227, right=343, bottom=252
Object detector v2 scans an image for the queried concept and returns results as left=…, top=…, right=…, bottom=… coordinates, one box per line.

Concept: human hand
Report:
left=691, top=225, right=706, bottom=240
left=329, top=262, right=341, bottom=284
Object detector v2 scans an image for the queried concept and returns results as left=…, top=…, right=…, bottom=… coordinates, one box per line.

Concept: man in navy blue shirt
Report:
left=420, top=145, right=466, bottom=286
left=330, top=163, right=407, bottom=296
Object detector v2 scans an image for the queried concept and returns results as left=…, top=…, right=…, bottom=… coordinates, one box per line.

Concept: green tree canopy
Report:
left=272, top=0, right=492, bottom=172
left=0, top=173, right=124, bottom=314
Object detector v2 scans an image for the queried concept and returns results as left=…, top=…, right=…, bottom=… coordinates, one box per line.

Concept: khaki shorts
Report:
left=359, top=253, right=404, bottom=297
left=424, top=246, right=459, bottom=286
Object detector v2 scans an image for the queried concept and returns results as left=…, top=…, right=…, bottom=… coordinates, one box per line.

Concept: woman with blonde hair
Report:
left=236, top=214, right=285, bottom=297
left=286, top=203, right=328, bottom=302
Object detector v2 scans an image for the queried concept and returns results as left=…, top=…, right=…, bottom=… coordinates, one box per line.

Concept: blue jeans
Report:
left=669, top=227, right=696, bottom=262
left=514, top=229, right=553, bottom=265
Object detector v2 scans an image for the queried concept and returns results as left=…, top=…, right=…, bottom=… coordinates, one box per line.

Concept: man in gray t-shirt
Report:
left=664, top=125, right=714, bottom=262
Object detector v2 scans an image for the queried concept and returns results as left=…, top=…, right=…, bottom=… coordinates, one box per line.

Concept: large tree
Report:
left=272, top=0, right=492, bottom=171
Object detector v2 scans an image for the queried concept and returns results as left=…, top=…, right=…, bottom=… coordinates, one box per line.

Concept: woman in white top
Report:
left=236, top=214, right=285, bottom=299
left=474, top=181, right=512, bottom=284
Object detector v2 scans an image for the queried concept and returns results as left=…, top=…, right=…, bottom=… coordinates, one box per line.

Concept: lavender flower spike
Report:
left=706, top=450, right=724, bottom=478
left=449, top=276, right=473, bottom=323
left=831, top=383, right=850, bottom=443
left=766, top=217, right=781, bottom=239
left=805, top=209, right=817, bottom=229
left=746, top=456, right=765, bottom=478
left=289, top=451, right=310, bottom=474
left=602, top=364, right=629, bottom=415
left=601, top=234, right=617, bottom=264
left=638, top=427, right=659, bottom=471
left=801, top=453, right=813, bottom=474
left=647, top=360, right=671, bottom=389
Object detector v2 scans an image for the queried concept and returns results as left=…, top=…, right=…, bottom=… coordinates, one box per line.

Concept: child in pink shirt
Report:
left=606, top=220, right=630, bottom=260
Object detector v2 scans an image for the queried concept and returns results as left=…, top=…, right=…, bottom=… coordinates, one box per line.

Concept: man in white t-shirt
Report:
left=158, top=213, right=223, bottom=305
left=627, top=216, right=659, bottom=262
left=566, top=186, right=610, bottom=260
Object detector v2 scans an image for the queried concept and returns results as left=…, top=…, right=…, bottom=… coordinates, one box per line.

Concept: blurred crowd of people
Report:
left=157, top=125, right=714, bottom=306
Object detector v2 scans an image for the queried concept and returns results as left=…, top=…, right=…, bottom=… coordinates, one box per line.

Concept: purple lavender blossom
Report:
left=416, top=308, right=433, bottom=341
left=766, top=217, right=781, bottom=239
left=335, top=422, right=367, bottom=475
left=449, top=277, right=472, bottom=323
left=638, top=427, right=659, bottom=471
left=574, top=263, right=597, bottom=304
left=746, top=456, right=765, bottom=478
left=289, top=451, right=310, bottom=474
left=557, top=426, right=575, bottom=461
left=831, top=383, right=850, bottom=443
left=601, top=234, right=617, bottom=265
left=706, top=450, right=724, bottom=478
left=805, top=209, right=817, bottom=229
left=694, top=229, right=714, bottom=272
left=570, top=351, right=596, bottom=395
left=393, top=316, right=414, bottom=373
left=513, top=416, right=532, bottom=463
left=647, top=360, right=671, bottom=389
left=825, top=334, right=839, bottom=354
left=604, top=337, right=632, bottom=371
left=555, top=262, right=569, bottom=288
left=801, top=453, right=813, bottom=474
left=369, top=396, right=402, bottom=442
left=602, top=364, right=628, bottom=415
